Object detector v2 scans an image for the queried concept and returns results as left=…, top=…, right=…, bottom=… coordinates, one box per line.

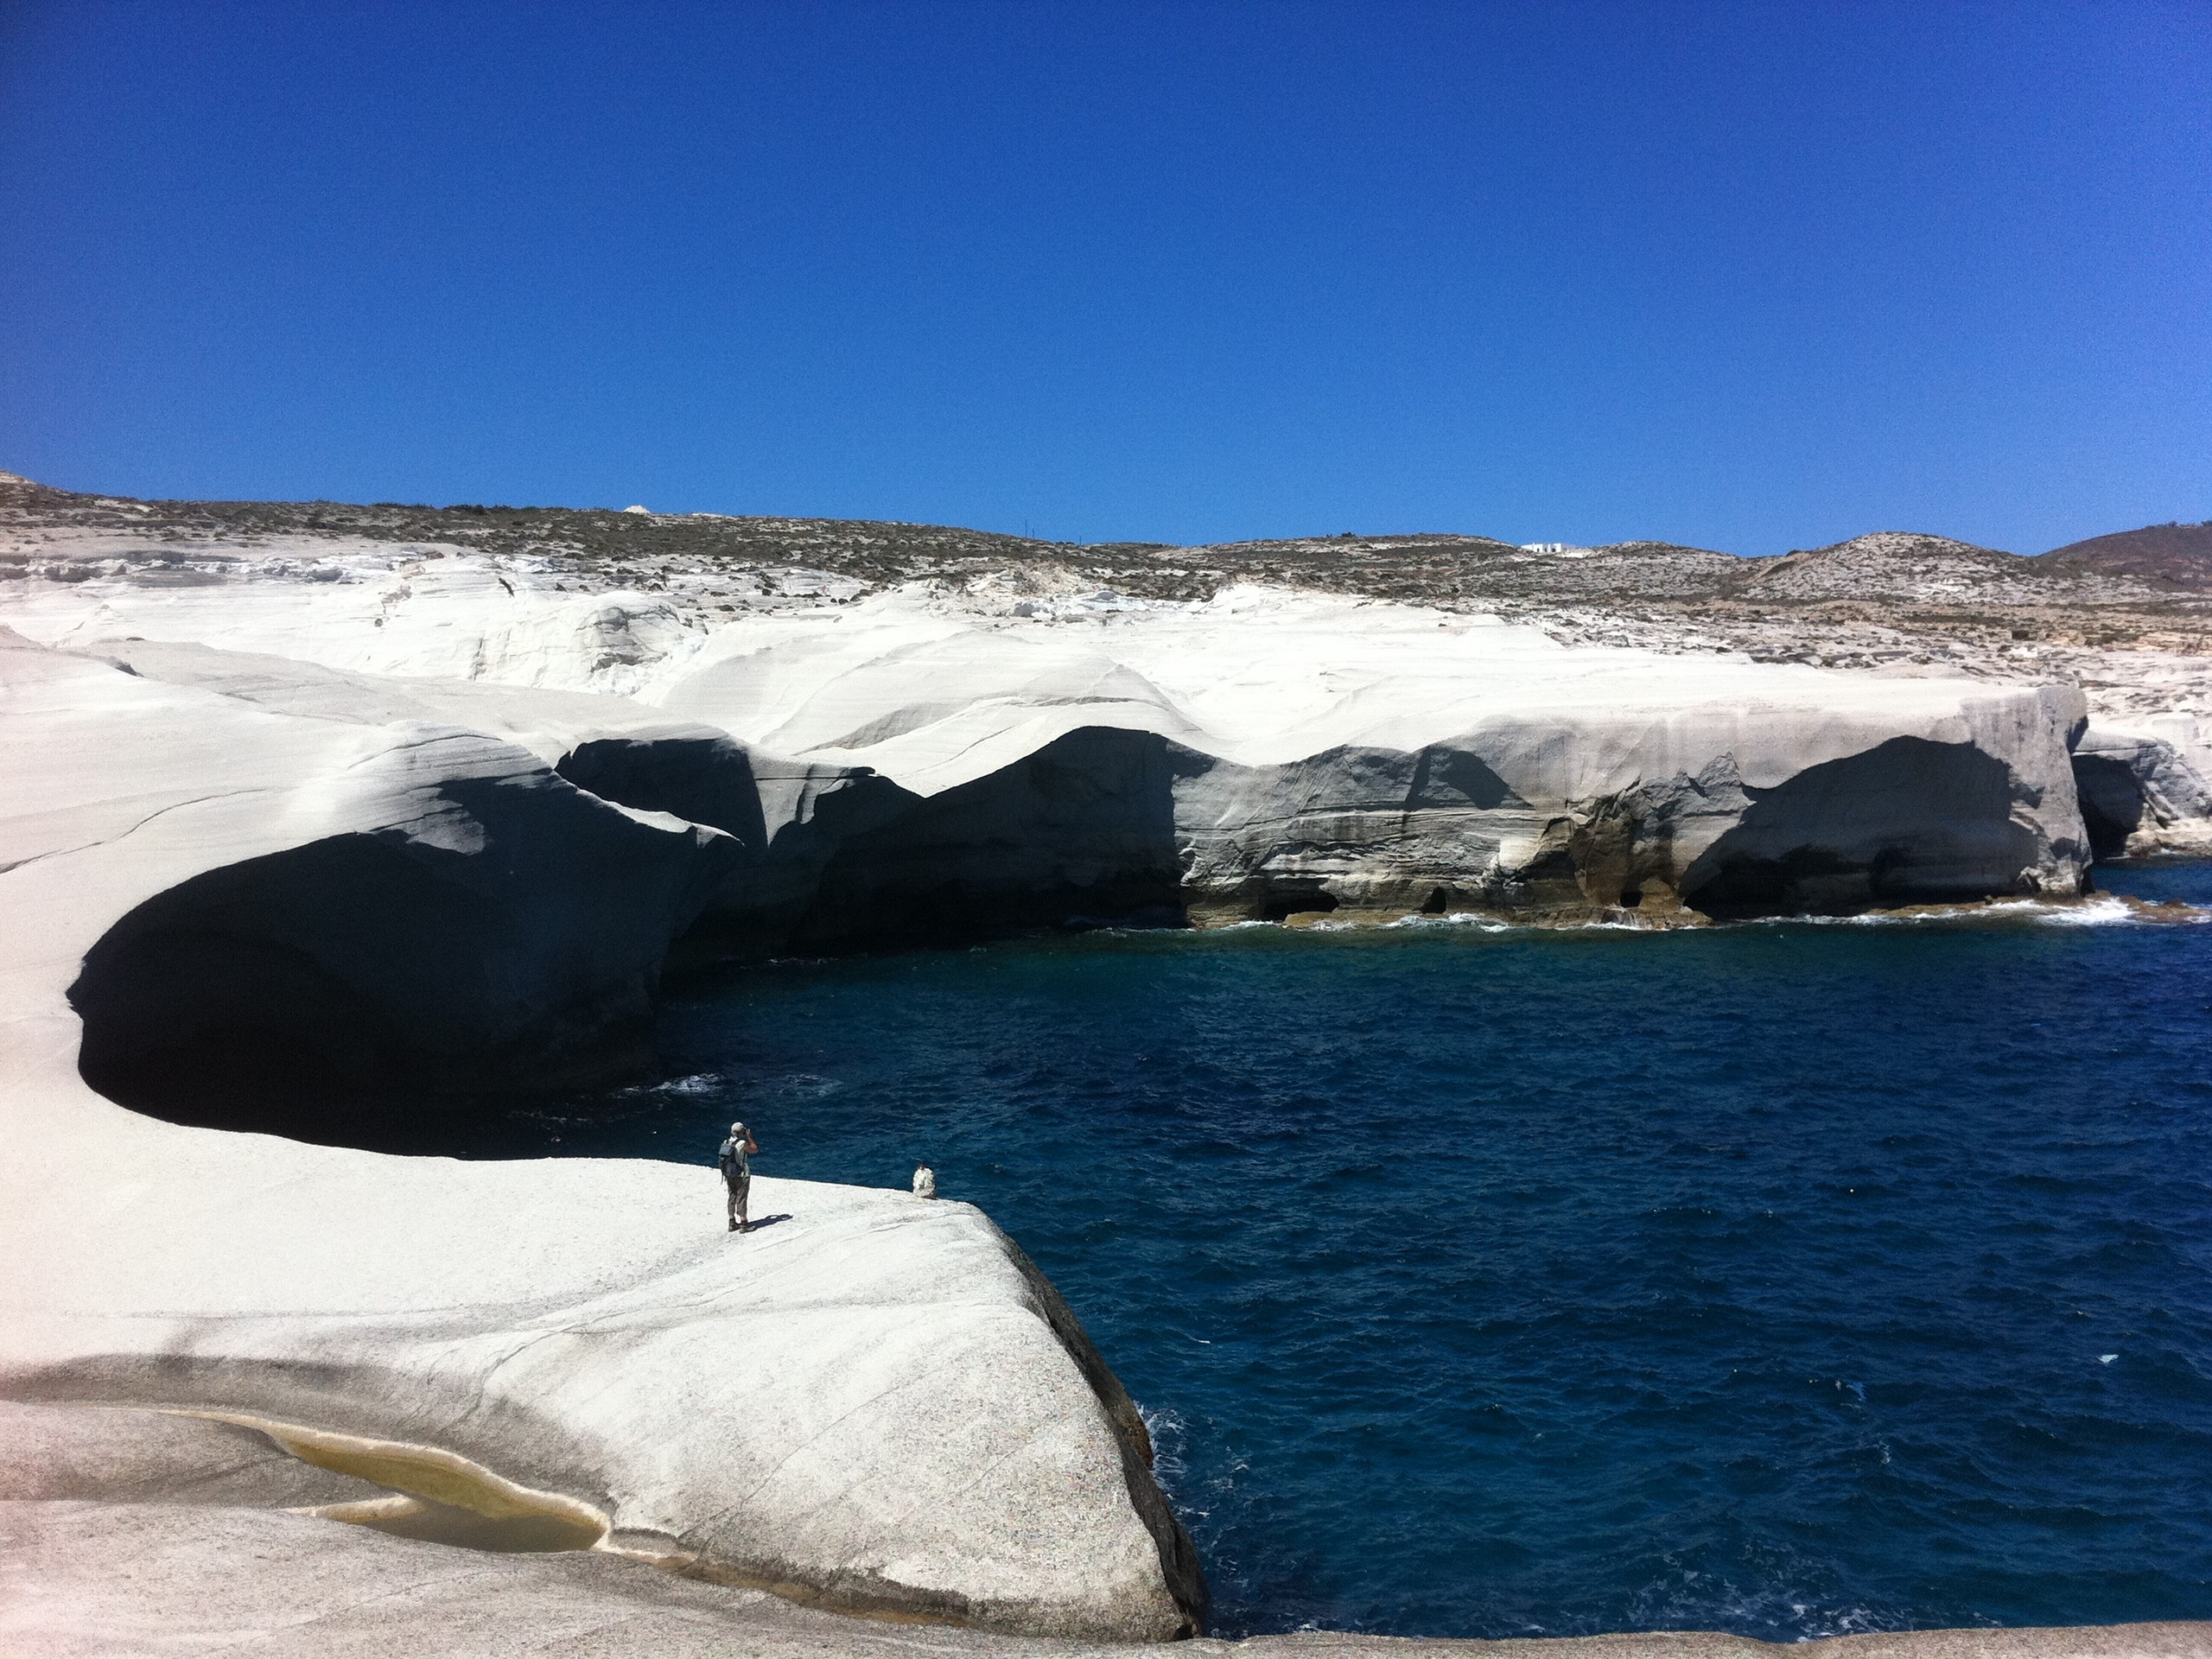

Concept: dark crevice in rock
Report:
left=1684, top=737, right=2051, bottom=916
left=680, top=728, right=1192, bottom=955
left=790, top=728, right=1185, bottom=948
left=2072, top=752, right=2147, bottom=862
left=69, top=777, right=730, bottom=1145
left=556, top=733, right=768, bottom=850
left=1254, top=884, right=1339, bottom=922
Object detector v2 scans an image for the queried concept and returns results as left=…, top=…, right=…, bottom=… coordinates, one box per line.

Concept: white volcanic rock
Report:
left=6, top=568, right=2095, bottom=925
left=2073, top=719, right=2212, bottom=858
left=5, top=1493, right=2205, bottom=1658
left=1, top=543, right=720, bottom=697
left=642, top=586, right=2090, bottom=924
left=0, top=529, right=2158, bottom=1652
left=0, top=1403, right=382, bottom=1509
left=0, top=630, right=1201, bottom=1638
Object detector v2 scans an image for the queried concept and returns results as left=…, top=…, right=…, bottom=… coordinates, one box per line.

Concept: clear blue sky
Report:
left=2, top=2, right=2207, bottom=554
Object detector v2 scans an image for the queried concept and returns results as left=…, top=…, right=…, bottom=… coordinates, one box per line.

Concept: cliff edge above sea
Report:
left=3, top=474, right=2208, bottom=1653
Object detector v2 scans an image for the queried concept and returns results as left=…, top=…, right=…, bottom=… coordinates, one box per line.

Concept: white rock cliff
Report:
left=0, top=628, right=1200, bottom=1637
left=0, top=535, right=2121, bottom=1647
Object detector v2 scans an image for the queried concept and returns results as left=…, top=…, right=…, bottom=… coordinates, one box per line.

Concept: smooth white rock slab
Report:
left=0, top=630, right=1198, bottom=1637
left=7, top=564, right=2092, bottom=908
left=5, top=1500, right=2204, bottom=1659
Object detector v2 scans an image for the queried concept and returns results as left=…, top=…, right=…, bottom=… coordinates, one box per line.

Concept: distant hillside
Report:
left=6, top=469, right=2211, bottom=652
left=1732, top=531, right=2026, bottom=603
left=2042, top=522, right=2212, bottom=588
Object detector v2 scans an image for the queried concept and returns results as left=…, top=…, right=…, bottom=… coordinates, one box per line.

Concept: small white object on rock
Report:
left=912, top=1164, right=938, bottom=1199
left=621, top=505, right=651, bottom=515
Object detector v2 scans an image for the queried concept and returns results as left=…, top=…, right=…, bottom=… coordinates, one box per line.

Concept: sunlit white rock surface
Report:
left=3, top=1494, right=2202, bottom=1656
left=646, top=585, right=2092, bottom=919
left=6, top=560, right=2097, bottom=920
left=0, top=630, right=1200, bottom=1638
left=0, top=537, right=2119, bottom=1651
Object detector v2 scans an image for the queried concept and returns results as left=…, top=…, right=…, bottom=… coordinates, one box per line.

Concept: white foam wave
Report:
left=1385, top=911, right=1680, bottom=935
left=1202, top=893, right=2202, bottom=941
left=1385, top=912, right=1516, bottom=932
left=1782, top=894, right=2198, bottom=929
left=1134, top=1402, right=1191, bottom=1494
left=651, top=1072, right=724, bottom=1096
left=612, top=1071, right=724, bottom=1100
left=764, top=1072, right=847, bottom=1099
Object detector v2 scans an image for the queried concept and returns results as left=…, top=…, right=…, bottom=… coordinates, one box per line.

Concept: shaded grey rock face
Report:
left=791, top=727, right=1185, bottom=944
left=563, top=710, right=2090, bottom=951
left=1169, top=728, right=2082, bottom=922
left=558, top=727, right=1190, bottom=950
left=1681, top=737, right=2049, bottom=914
left=2075, top=747, right=2154, bottom=861
left=2072, top=727, right=2212, bottom=859
left=1210, top=730, right=2080, bottom=922
left=556, top=731, right=770, bottom=850
left=1176, top=716, right=2088, bottom=925
left=593, top=718, right=2088, bottom=947
left=67, top=765, right=736, bottom=1139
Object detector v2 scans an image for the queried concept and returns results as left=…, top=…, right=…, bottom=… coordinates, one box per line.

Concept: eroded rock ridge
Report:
left=5, top=472, right=2208, bottom=1648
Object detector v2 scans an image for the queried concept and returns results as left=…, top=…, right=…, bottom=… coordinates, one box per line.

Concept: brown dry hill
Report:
left=7, top=468, right=2211, bottom=645
left=2042, top=522, right=2212, bottom=590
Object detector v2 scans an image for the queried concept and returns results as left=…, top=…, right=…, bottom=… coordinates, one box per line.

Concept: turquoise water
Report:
left=480, top=867, right=2212, bottom=1640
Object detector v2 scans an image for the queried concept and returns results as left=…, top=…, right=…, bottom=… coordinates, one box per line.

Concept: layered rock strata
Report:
left=2071, top=720, right=2212, bottom=860
left=6, top=570, right=2097, bottom=940
left=10, top=470, right=2210, bottom=856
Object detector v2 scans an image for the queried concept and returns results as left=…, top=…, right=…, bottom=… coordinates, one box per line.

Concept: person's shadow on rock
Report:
left=737, top=1213, right=793, bottom=1233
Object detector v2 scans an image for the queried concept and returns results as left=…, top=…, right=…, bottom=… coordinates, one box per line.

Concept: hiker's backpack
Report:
left=718, top=1137, right=742, bottom=1178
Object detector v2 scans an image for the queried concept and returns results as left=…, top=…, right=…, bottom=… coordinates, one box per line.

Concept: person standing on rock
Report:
left=719, top=1121, right=758, bottom=1233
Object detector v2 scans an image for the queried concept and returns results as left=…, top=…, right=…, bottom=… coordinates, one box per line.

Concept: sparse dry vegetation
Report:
left=7, top=470, right=2212, bottom=720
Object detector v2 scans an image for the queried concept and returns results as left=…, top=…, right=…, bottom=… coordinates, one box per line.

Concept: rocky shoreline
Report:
left=7, top=1487, right=2206, bottom=1657
left=3, top=474, right=2209, bottom=1651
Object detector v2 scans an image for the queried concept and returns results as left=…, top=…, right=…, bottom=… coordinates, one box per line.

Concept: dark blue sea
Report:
left=486, top=866, right=2212, bottom=1641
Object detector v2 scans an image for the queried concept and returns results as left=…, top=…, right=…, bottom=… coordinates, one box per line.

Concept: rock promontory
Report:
left=0, top=629, right=1202, bottom=1638
left=4, top=475, right=2202, bottom=1652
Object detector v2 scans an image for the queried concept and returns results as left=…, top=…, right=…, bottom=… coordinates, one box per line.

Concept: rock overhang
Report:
left=0, top=630, right=1204, bottom=1637
left=0, top=564, right=2111, bottom=1641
